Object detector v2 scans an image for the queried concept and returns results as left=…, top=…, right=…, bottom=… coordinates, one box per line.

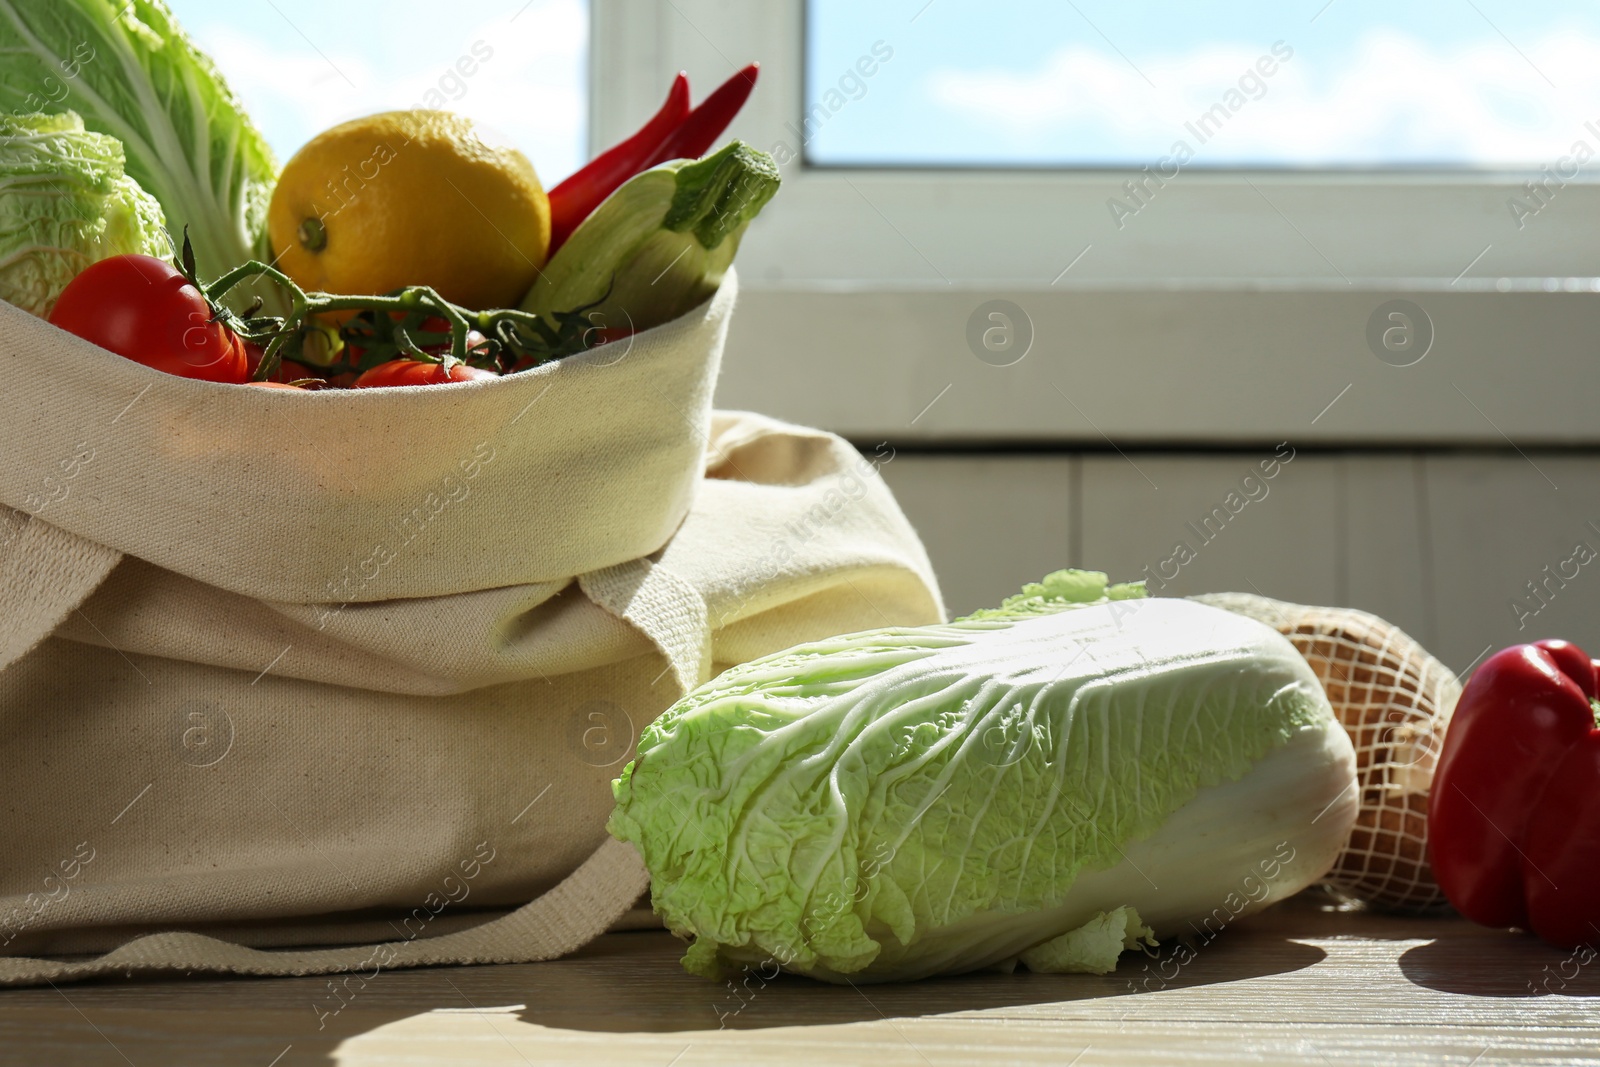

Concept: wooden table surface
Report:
left=1, top=894, right=1596, bottom=1067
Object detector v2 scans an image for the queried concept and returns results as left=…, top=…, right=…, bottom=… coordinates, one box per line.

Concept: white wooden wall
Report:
left=879, top=453, right=1600, bottom=677
left=713, top=286, right=1600, bottom=675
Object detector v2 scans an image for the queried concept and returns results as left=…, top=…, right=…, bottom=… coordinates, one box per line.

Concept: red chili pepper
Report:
left=645, top=62, right=760, bottom=168
left=1428, top=639, right=1600, bottom=948
left=546, top=71, right=691, bottom=254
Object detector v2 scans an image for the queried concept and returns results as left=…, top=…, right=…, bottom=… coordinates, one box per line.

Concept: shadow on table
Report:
left=1399, top=931, right=1600, bottom=998
left=513, top=926, right=1326, bottom=1033
left=0, top=927, right=1324, bottom=1067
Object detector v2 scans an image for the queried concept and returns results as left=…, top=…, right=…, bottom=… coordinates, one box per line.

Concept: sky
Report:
left=167, top=0, right=588, bottom=183
left=805, top=0, right=1600, bottom=168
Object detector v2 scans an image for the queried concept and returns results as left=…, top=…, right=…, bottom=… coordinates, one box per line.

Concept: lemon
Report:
left=268, top=111, right=549, bottom=310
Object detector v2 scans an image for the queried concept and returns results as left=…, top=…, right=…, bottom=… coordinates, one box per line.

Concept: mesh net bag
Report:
left=1191, top=592, right=1462, bottom=913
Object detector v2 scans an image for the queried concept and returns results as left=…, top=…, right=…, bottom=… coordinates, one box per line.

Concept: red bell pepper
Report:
left=1429, top=639, right=1600, bottom=948
left=546, top=72, right=691, bottom=255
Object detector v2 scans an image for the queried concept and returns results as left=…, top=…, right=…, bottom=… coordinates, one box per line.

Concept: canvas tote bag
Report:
left=0, top=271, right=944, bottom=986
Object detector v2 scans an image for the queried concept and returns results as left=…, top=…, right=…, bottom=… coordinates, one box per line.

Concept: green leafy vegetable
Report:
left=0, top=110, right=168, bottom=316
left=1015, top=906, right=1156, bottom=975
left=609, top=570, right=1359, bottom=983
left=521, top=139, right=778, bottom=332
left=0, top=0, right=277, bottom=307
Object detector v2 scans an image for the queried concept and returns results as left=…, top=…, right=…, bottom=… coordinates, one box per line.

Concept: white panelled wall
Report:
left=878, top=452, right=1600, bottom=676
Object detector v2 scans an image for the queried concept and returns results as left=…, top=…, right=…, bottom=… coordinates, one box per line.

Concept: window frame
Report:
left=589, top=0, right=1600, bottom=445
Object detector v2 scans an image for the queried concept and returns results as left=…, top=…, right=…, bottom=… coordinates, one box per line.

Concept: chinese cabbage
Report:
left=0, top=0, right=277, bottom=306
left=609, top=570, right=1358, bottom=983
left=0, top=111, right=169, bottom=315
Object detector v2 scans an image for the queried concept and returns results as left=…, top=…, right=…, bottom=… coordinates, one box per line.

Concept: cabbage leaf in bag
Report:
left=0, top=111, right=168, bottom=316
left=0, top=0, right=277, bottom=304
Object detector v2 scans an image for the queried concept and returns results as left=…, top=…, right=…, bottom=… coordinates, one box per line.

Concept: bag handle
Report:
left=0, top=511, right=121, bottom=674
left=0, top=837, right=650, bottom=987
left=580, top=557, right=712, bottom=694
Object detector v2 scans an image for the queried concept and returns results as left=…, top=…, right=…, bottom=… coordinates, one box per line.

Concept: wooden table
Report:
left=1, top=894, right=1595, bottom=1066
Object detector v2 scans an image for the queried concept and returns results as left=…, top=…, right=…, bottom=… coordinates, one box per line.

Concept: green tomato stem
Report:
left=216, top=260, right=602, bottom=382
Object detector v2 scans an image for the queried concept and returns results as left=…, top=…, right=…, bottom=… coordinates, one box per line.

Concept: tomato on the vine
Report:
left=245, top=346, right=320, bottom=385
left=340, top=312, right=495, bottom=373
left=48, top=255, right=251, bottom=383
left=352, top=359, right=499, bottom=388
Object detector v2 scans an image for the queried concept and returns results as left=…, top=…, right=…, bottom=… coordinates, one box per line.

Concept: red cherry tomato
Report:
left=589, top=326, right=633, bottom=346
left=344, top=316, right=490, bottom=371
left=352, top=359, right=499, bottom=388
left=48, top=255, right=250, bottom=383
left=244, top=347, right=320, bottom=385
left=416, top=318, right=491, bottom=358
left=278, top=361, right=321, bottom=384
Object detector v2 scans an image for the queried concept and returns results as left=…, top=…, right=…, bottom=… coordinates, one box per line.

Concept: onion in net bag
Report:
left=1191, top=592, right=1461, bottom=913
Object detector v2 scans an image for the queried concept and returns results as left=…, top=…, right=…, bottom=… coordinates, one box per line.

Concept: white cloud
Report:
left=927, top=30, right=1600, bottom=166
left=201, top=0, right=587, bottom=183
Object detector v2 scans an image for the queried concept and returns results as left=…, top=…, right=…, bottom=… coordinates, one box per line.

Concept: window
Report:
left=597, top=0, right=1600, bottom=289
left=804, top=0, right=1600, bottom=170
left=169, top=0, right=588, bottom=184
